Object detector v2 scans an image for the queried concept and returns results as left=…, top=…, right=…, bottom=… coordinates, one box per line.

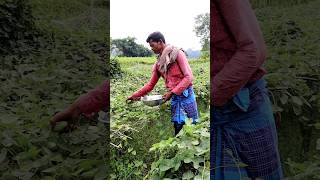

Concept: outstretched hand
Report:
left=162, top=91, right=173, bottom=103
left=50, top=106, right=81, bottom=132
left=126, top=95, right=140, bottom=103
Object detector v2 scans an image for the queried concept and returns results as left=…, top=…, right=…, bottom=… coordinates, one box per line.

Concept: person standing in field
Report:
left=127, top=31, right=199, bottom=135
left=211, top=0, right=283, bottom=179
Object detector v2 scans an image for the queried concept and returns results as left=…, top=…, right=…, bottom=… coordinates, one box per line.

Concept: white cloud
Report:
left=111, top=0, right=209, bottom=50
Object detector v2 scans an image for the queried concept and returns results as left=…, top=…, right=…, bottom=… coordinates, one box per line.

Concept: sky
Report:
left=110, top=0, right=209, bottom=51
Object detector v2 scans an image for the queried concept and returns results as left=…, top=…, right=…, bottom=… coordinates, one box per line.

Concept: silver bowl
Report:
left=141, top=95, right=163, bottom=107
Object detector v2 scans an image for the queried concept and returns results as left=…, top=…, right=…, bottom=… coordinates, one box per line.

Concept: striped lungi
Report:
left=171, top=86, right=199, bottom=124
left=211, top=78, right=283, bottom=180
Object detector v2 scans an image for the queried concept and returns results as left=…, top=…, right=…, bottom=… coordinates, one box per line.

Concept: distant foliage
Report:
left=111, top=37, right=152, bottom=57
left=194, top=13, right=209, bottom=51
left=109, top=57, right=123, bottom=79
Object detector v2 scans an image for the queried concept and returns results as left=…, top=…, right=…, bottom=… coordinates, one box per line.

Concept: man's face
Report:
left=148, top=40, right=162, bottom=54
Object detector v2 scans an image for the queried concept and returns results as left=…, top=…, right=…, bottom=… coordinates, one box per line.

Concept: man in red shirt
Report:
left=127, top=32, right=199, bottom=135
left=211, top=0, right=283, bottom=179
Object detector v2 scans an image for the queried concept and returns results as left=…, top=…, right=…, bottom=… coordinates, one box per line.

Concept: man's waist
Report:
left=166, top=80, right=193, bottom=88
left=212, top=67, right=266, bottom=86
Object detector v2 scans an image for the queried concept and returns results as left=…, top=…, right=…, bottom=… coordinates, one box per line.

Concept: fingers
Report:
left=50, top=113, right=62, bottom=131
left=50, top=110, right=75, bottom=132
left=162, top=95, right=169, bottom=103
left=126, top=96, right=140, bottom=103
left=126, top=99, right=132, bottom=104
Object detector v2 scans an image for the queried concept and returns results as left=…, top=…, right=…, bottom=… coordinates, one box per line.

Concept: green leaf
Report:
left=41, top=176, right=55, bottom=180
left=88, top=126, right=99, bottom=133
left=78, top=160, right=101, bottom=171
left=94, top=166, right=108, bottom=180
left=293, top=105, right=302, bottom=115
left=2, top=131, right=17, bottom=147
left=12, top=170, right=34, bottom=180
left=159, top=159, right=174, bottom=172
left=292, top=96, right=303, bottom=106
left=173, top=157, right=181, bottom=171
left=280, top=94, right=288, bottom=104
left=71, top=168, right=84, bottom=176
left=200, top=130, right=210, bottom=138
left=184, top=157, right=193, bottom=164
left=27, top=146, right=40, bottom=159
left=134, top=160, right=143, bottom=167
left=182, top=170, right=194, bottom=179
left=272, top=105, right=283, bottom=113
left=316, top=139, right=320, bottom=151
left=0, top=114, right=18, bottom=124
left=42, top=166, right=58, bottom=173
left=47, top=142, right=57, bottom=151
left=192, top=157, right=203, bottom=169
left=0, top=148, right=7, bottom=164
left=192, top=139, right=200, bottom=145
left=194, top=175, right=201, bottom=180
left=314, top=123, right=320, bottom=130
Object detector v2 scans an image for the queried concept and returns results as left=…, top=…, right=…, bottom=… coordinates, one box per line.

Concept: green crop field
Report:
left=110, top=56, right=210, bottom=179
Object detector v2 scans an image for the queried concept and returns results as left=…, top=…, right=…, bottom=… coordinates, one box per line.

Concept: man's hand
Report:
left=50, top=105, right=81, bottom=132
left=162, top=91, right=173, bottom=103
left=126, top=95, right=140, bottom=103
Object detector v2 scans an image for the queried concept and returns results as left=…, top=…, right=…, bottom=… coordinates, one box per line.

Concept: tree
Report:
left=111, top=37, right=152, bottom=57
left=194, top=13, right=209, bottom=51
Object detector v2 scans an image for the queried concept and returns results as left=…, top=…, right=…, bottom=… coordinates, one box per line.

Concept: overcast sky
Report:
left=110, top=0, right=209, bottom=50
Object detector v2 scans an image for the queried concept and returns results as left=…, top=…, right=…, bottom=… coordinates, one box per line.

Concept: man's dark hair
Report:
left=146, top=31, right=166, bottom=43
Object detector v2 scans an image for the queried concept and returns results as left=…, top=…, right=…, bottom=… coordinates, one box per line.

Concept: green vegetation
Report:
left=111, top=37, right=152, bottom=57
left=110, top=0, right=320, bottom=179
left=1, top=0, right=319, bottom=179
left=255, top=0, right=320, bottom=178
left=110, top=57, right=210, bottom=179
left=0, top=0, right=109, bottom=179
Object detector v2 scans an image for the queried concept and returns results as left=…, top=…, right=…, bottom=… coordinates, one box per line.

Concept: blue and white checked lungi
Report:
left=171, top=86, right=199, bottom=124
left=211, top=78, right=283, bottom=180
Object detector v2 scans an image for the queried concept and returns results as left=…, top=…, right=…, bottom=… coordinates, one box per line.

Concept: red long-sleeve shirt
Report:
left=211, top=0, right=267, bottom=106
left=132, top=50, right=193, bottom=98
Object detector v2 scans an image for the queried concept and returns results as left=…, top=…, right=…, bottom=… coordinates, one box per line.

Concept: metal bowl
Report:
left=141, top=95, right=163, bottom=107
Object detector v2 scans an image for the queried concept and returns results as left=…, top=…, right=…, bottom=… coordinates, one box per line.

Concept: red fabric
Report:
left=211, top=0, right=267, bottom=106
left=132, top=50, right=193, bottom=97
left=76, top=80, right=109, bottom=116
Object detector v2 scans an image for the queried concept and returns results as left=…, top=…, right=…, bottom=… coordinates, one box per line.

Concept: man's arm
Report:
left=171, top=51, right=193, bottom=95
left=76, top=80, right=109, bottom=116
left=130, top=64, right=160, bottom=98
left=212, top=0, right=267, bottom=106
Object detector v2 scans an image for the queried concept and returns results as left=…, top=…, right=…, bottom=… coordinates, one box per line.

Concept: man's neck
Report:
left=159, top=44, right=167, bottom=54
